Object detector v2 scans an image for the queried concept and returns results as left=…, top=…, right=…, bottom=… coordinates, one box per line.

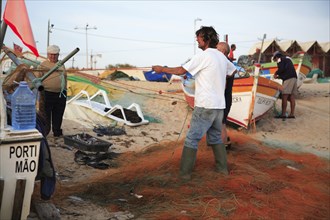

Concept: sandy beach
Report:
left=29, top=80, right=329, bottom=219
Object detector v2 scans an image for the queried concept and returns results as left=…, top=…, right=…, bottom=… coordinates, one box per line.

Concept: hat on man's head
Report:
left=272, top=51, right=282, bottom=61
left=47, top=45, right=60, bottom=54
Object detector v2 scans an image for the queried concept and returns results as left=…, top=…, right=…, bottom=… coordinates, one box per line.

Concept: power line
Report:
left=99, top=45, right=190, bottom=53
left=54, top=27, right=191, bottom=46
left=53, top=27, right=259, bottom=49
left=46, top=44, right=190, bottom=57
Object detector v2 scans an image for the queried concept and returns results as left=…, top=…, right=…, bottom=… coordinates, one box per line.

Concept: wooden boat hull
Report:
left=229, top=76, right=282, bottom=128
left=181, top=76, right=282, bottom=129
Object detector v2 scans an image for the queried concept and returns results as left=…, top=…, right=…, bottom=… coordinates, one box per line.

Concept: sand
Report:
left=252, top=82, right=330, bottom=159
left=29, top=81, right=329, bottom=219
left=61, top=80, right=329, bottom=158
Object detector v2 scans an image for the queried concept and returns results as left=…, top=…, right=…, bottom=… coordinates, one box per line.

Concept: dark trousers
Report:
left=223, top=76, right=234, bottom=124
left=44, top=91, right=67, bottom=136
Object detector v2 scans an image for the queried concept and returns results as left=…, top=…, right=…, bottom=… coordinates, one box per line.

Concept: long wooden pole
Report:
left=257, top=34, right=267, bottom=64
left=248, top=34, right=266, bottom=130
left=12, top=179, right=27, bottom=220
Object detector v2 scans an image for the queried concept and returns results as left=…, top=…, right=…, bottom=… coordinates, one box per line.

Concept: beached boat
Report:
left=67, top=89, right=149, bottom=127
left=181, top=65, right=283, bottom=129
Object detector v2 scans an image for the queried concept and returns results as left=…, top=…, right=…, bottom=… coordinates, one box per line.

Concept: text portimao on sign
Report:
left=8, top=144, right=38, bottom=173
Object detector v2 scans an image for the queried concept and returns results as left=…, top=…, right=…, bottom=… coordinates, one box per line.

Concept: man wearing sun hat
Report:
left=37, top=45, right=67, bottom=137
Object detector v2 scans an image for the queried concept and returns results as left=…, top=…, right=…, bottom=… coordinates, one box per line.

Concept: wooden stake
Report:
left=12, top=178, right=26, bottom=220
left=0, top=178, right=4, bottom=211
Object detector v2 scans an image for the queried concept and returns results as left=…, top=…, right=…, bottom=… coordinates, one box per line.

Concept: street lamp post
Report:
left=75, top=23, right=97, bottom=69
left=47, top=19, right=54, bottom=47
left=194, top=18, right=202, bottom=55
left=90, top=53, right=102, bottom=69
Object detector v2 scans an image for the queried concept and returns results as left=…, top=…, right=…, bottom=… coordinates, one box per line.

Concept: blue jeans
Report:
left=184, top=107, right=223, bottom=149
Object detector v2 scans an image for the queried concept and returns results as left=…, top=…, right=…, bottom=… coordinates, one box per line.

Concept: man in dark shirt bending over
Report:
left=273, top=51, right=298, bottom=119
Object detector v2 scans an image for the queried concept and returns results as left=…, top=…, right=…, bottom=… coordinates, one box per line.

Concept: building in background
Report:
left=248, top=40, right=330, bottom=77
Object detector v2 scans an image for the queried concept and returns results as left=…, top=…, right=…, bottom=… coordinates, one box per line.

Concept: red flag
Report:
left=13, top=43, right=23, bottom=53
left=3, top=0, right=39, bottom=57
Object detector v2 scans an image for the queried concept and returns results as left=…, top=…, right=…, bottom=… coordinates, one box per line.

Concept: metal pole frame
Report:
left=193, top=18, right=202, bottom=55
left=0, top=0, right=7, bottom=55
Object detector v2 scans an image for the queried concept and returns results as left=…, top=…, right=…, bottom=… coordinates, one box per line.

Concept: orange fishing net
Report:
left=52, top=131, right=329, bottom=219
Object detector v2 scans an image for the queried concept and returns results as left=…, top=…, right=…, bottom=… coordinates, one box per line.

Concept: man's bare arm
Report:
left=152, top=65, right=187, bottom=76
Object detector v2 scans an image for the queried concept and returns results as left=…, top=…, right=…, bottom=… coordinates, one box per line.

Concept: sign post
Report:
left=0, top=128, right=42, bottom=219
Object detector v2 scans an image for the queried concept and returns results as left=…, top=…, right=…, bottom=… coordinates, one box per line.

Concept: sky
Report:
left=1, top=0, right=329, bottom=69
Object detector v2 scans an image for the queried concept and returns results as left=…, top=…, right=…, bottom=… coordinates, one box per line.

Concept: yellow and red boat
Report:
left=181, top=65, right=283, bottom=129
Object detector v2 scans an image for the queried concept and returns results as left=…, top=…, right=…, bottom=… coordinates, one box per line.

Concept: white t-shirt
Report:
left=183, top=48, right=236, bottom=109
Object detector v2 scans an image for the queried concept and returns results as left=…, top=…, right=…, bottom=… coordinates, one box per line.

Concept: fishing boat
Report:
left=66, top=89, right=149, bottom=127
left=181, top=64, right=283, bottom=129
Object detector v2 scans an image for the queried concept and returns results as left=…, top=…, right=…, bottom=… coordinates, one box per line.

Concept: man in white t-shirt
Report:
left=152, top=26, right=236, bottom=181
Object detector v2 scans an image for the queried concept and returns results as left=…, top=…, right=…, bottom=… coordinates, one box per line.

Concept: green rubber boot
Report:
left=211, top=143, right=229, bottom=175
left=179, top=146, right=197, bottom=181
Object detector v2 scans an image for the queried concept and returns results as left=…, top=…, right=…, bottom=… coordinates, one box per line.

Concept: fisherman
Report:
left=37, top=45, right=67, bottom=137
left=273, top=51, right=298, bottom=119
left=228, top=44, right=236, bottom=62
left=152, top=26, right=236, bottom=180
left=252, top=47, right=266, bottom=64
left=217, top=42, right=235, bottom=148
